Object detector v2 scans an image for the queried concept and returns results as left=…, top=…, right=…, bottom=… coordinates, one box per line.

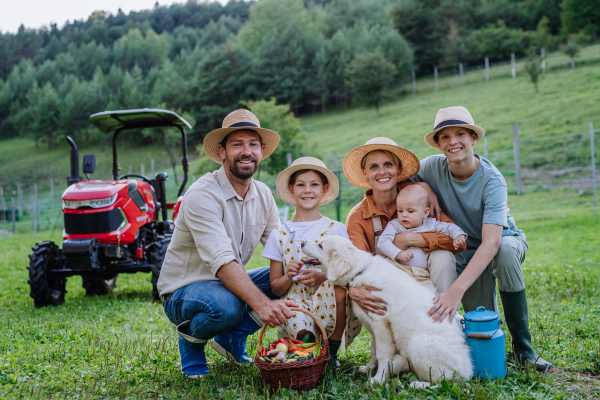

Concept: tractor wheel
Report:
left=82, top=275, right=117, bottom=296
left=27, top=241, right=67, bottom=307
left=150, top=235, right=171, bottom=301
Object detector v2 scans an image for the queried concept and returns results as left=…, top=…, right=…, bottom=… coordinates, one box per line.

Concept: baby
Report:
left=377, top=185, right=467, bottom=269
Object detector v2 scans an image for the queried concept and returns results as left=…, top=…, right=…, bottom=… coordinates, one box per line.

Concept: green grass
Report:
left=1, top=190, right=599, bottom=399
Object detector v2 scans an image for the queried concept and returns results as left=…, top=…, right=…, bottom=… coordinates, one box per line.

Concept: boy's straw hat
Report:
left=203, top=109, right=280, bottom=164
left=424, top=106, right=485, bottom=148
left=342, top=137, right=420, bottom=189
left=276, top=157, right=339, bottom=206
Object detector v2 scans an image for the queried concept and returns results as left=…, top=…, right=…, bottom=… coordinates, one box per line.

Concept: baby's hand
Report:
left=453, top=235, right=466, bottom=250
left=286, top=260, right=303, bottom=280
left=396, top=250, right=413, bottom=264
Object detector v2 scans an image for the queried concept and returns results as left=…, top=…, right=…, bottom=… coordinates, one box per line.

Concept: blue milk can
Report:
left=461, top=306, right=506, bottom=379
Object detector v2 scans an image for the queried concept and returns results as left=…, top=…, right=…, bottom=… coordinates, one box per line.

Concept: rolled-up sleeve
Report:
left=183, top=190, right=236, bottom=276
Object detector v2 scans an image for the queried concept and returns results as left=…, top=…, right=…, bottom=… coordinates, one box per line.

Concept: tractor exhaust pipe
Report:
left=66, top=136, right=82, bottom=186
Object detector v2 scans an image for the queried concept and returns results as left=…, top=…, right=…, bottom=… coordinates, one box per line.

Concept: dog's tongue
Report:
left=303, top=258, right=321, bottom=265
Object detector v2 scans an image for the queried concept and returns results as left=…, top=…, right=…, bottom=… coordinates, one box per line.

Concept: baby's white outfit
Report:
left=377, top=217, right=466, bottom=269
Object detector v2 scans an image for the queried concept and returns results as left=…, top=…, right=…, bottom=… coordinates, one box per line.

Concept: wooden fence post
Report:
left=483, top=135, right=488, bottom=159
left=286, top=153, right=292, bottom=167
left=0, top=188, right=5, bottom=235
left=434, top=67, right=438, bottom=92
left=11, top=197, right=16, bottom=234
left=333, top=152, right=341, bottom=222
left=459, top=62, right=464, bottom=85
left=151, top=159, right=155, bottom=177
left=511, top=53, right=516, bottom=78
left=141, top=164, right=145, bottom=176
left=590, top=121, right=597, bottom=217
left=513, top=122, right=522, bottom=195
left=129, top=165, right=133, bottom=174
left=541, top=48, right=546, bottom=76
left=36, top=191, right=40, bottom=233
left=30, top=190, right=34, bottom=236
left=411, top=70, right=416, bottom=94
left=485, top=57, right=489, bottom=81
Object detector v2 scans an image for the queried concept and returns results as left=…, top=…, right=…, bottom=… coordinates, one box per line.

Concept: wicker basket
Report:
left=254, top=307, right=330, bottom=391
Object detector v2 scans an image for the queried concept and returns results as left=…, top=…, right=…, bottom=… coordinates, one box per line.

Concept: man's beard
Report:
left=227, top=156, right=259, bottom=180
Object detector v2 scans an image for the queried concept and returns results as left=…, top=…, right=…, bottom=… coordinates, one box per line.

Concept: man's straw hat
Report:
left=203, top=109, right=280, bottom=164
left=424, top=106, right=485, bottom=148
left=276, top=157, right=339, bottom=206
left=342, top=137, right=420, bottom=190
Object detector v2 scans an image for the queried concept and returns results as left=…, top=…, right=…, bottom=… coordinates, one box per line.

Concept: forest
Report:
left=0, top=0, right=597, bottom=150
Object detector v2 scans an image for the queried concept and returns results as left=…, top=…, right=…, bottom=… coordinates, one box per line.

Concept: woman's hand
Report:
left=428, top=286, right=464, bottom=323
left=285, top=260, right=303, bottom=281
left=296, top=270, right=327, bottom=288
left=348, top=285, right=387, bottom=316
left=414, top=182, right=441, bottom=221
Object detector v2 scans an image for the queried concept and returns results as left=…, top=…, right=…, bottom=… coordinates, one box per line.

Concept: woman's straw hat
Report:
left=424, top=106, right=485, bottom=148
left=276, top=157, right=339, bottom=206
left=342, top=137, right=420, bottom=190
left=203, top=109, right=280, bottom=164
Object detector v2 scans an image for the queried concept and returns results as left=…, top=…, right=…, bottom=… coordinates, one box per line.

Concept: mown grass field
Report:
left=1, top=188, right=599, bottom=399
left=1, top=57, right=599, bottom=399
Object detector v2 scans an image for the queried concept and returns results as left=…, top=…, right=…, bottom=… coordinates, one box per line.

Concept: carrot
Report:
left=289, top=345, right=300, bottom=352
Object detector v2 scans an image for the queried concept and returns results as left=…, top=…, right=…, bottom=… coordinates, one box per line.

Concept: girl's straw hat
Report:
left=276, top=157, right=339, bottom=206
left=203, top=109, right=280, bottom=164
left=342, top=137, right=420, bottom=189
left=424, top=106, right=485, bottom=148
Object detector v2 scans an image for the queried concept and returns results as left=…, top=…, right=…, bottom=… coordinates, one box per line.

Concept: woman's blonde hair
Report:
left=360, top=150, right=402, bottom=171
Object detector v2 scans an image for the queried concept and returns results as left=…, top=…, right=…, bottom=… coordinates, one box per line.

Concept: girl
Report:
left=262, top=157, right=361, bottom=368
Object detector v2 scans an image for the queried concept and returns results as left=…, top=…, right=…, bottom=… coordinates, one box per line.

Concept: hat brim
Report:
left=424, top=124, right=485, bottom=148
left=342, top=143, right=420, bottom=190
left=203, top=126, right=281, bottom=164
left=276, top=164, right=339, bottom=206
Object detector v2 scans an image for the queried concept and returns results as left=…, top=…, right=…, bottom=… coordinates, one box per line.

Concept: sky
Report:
left=0, top=0, right=225, bottom=34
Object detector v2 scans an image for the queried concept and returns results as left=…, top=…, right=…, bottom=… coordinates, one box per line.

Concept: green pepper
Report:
left=313, top=343, right=321, bottom=358
left=295, top=342, right=316, bottom=349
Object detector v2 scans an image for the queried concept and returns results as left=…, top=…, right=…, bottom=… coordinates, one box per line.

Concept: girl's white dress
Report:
left=262, top=217, right=362, bottom=348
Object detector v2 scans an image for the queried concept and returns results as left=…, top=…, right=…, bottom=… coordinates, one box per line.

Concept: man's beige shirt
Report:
left=157, top=166, right=280, bottom=296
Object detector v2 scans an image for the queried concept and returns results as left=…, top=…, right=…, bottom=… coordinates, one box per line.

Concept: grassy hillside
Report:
left=1, top=62, right=598, bottom=213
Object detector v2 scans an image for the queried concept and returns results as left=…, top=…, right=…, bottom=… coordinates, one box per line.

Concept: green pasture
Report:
left=1, top=187, right=599, bottom=399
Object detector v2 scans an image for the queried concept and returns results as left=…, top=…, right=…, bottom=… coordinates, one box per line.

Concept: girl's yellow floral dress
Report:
left=276, top=219, right=361, bottom=349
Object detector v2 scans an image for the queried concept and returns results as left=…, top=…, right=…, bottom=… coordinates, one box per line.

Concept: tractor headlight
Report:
left=63, top=194, right=118, bottom=209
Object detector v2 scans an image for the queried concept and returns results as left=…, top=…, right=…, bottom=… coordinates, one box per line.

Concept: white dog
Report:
left=301, top=236, right=473, bottom=386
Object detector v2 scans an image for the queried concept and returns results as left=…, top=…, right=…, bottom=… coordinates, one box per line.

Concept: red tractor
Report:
left=27, top=109, right=190, bottom=307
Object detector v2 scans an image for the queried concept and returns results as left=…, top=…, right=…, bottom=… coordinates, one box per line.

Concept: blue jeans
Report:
left=163, top=266, right=276, bottom=340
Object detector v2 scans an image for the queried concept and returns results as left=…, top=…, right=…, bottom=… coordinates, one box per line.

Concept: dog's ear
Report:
left=325, top=245, right=356, bottom=285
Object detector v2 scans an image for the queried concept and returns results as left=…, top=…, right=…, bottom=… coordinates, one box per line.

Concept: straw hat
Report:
left=276, top=157, right=339, bottom=206
left=424, top=106, right=485, bottom=148
left=203, top=109, right=280, bottom=164
left=342, top=137, right=420, bottom=190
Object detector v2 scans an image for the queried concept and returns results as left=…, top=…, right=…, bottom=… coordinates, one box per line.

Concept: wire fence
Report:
left=405, top=43, right=600, bottom=94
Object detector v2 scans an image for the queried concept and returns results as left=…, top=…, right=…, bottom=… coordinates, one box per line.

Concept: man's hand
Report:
left=296, top=270, right=327, bottom=288
left=395, top=250, right=413, bottom=263
left=348, top=285, right=387, bottom=316
left=285, top=260, right=302, bottom=281
left=453, top=235, right=467, bottom=251
left=257, top=299, right=298, bottom=327
left=393, top=232, right=426, bottom=250
left=428, top=287, right=464, bottom=323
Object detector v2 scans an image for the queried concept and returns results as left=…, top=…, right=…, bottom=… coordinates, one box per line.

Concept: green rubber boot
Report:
left=500, top=289, right=555, bottom=373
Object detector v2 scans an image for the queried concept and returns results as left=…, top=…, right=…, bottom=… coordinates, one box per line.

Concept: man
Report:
left=157, top=109, right=297, bottom=378
left=413, top=106, right=554, bottom=372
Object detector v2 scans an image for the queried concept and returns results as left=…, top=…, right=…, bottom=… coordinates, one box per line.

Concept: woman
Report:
left=342, top=137, right=465, bottom=316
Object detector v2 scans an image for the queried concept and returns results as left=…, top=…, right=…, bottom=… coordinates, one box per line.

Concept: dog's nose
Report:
left=300, top=242, right=306, bottom=249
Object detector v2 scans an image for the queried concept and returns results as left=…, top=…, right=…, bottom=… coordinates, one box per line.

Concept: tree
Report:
left=561, top=0, right=600, bottom=36
left=241, top=98, right=305, bottom=175
left=523, top=49, right=542, bottom=92
left=346, top=50, right=396, bottom=116
left=35, top=83, right=61, bottom=149
left=561, top=38, right=580, bottom=68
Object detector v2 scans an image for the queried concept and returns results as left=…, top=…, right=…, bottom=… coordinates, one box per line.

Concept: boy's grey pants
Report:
left=456, top=236, right=528, bottom=313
